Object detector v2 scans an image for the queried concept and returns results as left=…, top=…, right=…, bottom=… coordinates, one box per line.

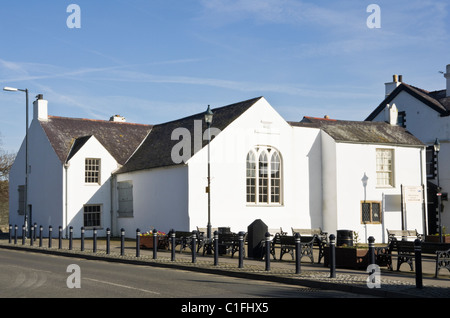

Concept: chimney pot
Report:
left=445, top=64, right=450, bottom=97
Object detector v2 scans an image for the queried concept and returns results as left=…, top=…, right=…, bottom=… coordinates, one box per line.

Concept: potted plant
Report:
left=140, top=229, right=168, bottom=249
left=425, top=227, right=450, bottom=243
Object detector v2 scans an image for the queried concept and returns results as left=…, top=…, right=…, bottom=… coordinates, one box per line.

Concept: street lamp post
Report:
left=204, top=105, right=214, bottom=241
left=3, top=87, right=29, bottom=236
left=434, top=138, right=442, bottom=243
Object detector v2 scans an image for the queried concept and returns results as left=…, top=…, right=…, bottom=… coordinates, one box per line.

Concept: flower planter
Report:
left=140, top=235, right=169, bottom=250
left=425, top=235, right=450, bottom=243
left=324, top=246, right=369, bottom=270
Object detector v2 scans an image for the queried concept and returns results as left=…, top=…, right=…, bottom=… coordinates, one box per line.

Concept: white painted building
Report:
left=366, top=64, right=450, bottom=235
left=10, top=95, right=426, bottom=243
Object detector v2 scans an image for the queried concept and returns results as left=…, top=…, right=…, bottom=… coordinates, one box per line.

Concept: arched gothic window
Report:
left=246, top=147, right=282, bottom=205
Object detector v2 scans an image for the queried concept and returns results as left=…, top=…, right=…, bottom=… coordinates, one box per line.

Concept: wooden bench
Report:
left=377, top=238, right=450, bottom=277
left=386, top=229, right=423, bottom=242
left=292, top=228, right=328, bottom=263
left=265, top=233, right=315, bottom=263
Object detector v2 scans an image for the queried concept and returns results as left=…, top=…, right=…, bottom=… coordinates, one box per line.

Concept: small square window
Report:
left=361, top=201, right=382, bottom=224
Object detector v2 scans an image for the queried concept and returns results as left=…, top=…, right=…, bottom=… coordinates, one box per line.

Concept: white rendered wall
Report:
left=65, top=136, right=118, bottom=238
left=187, top=98, right=322, bottom=234
left=115, top=165, right=189, bottom=238
left=9, top=119, right=63, bottom=235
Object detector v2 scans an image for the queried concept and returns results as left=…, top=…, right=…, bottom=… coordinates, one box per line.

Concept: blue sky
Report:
left=0, top=0, right=449, bottom=153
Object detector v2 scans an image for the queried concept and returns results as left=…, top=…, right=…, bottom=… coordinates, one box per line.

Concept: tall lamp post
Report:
left=434, top=138, right=443, bottom=243
left=204, top=105, right=214, bottom=241
left=3, top=87, right=29, bottom=235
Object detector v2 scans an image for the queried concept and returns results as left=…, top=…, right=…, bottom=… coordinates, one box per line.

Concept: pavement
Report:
left=0, top=235, right=449, bottom=298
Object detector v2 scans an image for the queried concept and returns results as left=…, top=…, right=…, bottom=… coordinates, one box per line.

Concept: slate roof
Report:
left=116, top=97, right=262, bottom=174
left=365, top=83, right=450, bottom=121
left=293, top=116, right=424, bottom=147
left=40, top=116, right=152, bottom=165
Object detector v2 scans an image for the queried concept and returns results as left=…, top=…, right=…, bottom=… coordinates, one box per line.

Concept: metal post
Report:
left=69, top=226, right=73, bottom=250
left=136, top=228, right=140, bottom=257
left=30, top=225, right=34, bottom=246
left=93, top=227, right=97, bottom=253
left=120, top=228, right=125, bottom=256
left=22, top=225, right=26, bottom=245
left=214, top=231, right=219, bottom=266
left=33, top=223, right=37, bottom=241
left=192, top=231, right=197, bottom=263
left=48, top=226, right=53, bottom=248
left=58, top=226, right=62, bottom=249
left=106, top=228, right=111, bottom=255
left=14, top=225, right=17, bottom=244
left=414, top=239, right=423, bottom=289
left=153, top=228, right=158, bottom=259
left=8, top=224, right=12, bottom=243
left=265, top=232, right=271, bottom=271
left=238, top=231, right=244, bottom=268
left=368, top=236, right=375, bottom=265
left=329, top=234, right=336, bottom=278
left=171, top=230, right=176, bottom=261
left=80, top=227, right=85, bottom=251
left=295, top=233, right=301, bottom=274
left=39, top=225, right=43, bottom=247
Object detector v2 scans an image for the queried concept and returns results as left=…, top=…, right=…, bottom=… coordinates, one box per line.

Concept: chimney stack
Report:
left=33, top=94, right=48, bottom=121
left=385, top=74, right=402, bottom=98
left=445, top=64, right=450, bottom=97
left=109, top=115, right=126, bottom=122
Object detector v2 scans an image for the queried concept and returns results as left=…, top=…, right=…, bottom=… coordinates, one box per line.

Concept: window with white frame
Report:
left=246, top=146, right=282, bottom=205
left=85, top=158, right=101, bottom=184
left=376, top=149, right=394, bottom=187
left=83, top=204, right=101, bottom=228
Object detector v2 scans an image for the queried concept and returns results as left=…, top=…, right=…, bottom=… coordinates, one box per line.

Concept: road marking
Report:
left=84, top=277, right=161, bottom=295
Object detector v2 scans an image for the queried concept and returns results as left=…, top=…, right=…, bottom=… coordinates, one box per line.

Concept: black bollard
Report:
left=106, top=228, right=111, bottom=255
left=14, top=225, right=18, bottom=244
left=58, top=226, right=63, bottom=249
left=48, top=226, right=53, bottom=248
left=265, top=232, right=271, bottom=271
left=152, top=229, right=158, bottom=259
left=414, top=239, right=423, bottom=289
left=8, top=224, right=12, bottom=244
left=238, top=231, right=245, bottom=268
left=33, top=223, right=37, bottom=241
left=30, top=225, right=34, bottom=246
left=191, top=231, right=197, bottom=263
left=136, top=228, right=140, bottom=257
left=80, top=227, right=85, bottom=251
left=69, top=226, right=73, bottom=250
left=171, top=230, right=176, bottom=261
left=368, top=236, right=375, bottom=265
left=329, top=234, right=336, bottom=278
left=214, top=231, right=219, bottom=266
left=120, top=228, right=125, bottom=256
left=39, top=225, right=43, bottom=247
left=22, top=225, right=26, bottom=245
left=295, top=233, right=301, bottom=274
left=93, top=227, right=97, bottom=253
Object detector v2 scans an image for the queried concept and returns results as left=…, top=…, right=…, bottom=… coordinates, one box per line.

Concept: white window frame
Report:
left=376, top=148, right=394, bottom=187
left=85, top=158, right=101, bottom=184
left=246, top=146, right=283, bottom=205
